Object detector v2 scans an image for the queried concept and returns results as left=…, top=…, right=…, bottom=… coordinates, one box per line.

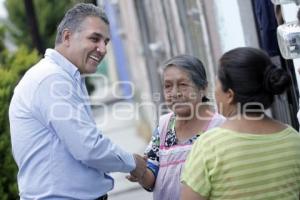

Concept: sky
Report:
left=0, top=0, right=7, bottom=19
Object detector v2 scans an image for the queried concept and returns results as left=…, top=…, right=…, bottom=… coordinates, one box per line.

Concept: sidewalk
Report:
left=93, top=102, right=152, bottom=200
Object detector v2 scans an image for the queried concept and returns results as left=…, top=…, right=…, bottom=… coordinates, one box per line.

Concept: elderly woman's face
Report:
left=163, top=66, right=204, bottom=117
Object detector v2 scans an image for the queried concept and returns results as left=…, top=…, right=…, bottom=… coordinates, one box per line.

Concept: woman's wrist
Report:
left=140, top=167, right=147, bottom=181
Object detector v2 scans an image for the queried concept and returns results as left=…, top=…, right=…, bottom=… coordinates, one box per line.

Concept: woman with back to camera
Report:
left=127, top=55, right=225, bottom=200
left=181, top=47, right=300, bottom=200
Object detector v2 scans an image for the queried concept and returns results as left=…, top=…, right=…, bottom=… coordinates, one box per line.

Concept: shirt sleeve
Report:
left=32, top=74, right=135, bottom=173
left=144, top=126, right=160, bottom=178
left=181, top=136, right=212, bottom=197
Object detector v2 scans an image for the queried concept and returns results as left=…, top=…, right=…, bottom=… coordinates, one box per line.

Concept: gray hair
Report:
left=55, top=3, right=109, bottom=45
left=163, top=55, right=208, bottom=89
left=163, top=55, right=209, bottom=102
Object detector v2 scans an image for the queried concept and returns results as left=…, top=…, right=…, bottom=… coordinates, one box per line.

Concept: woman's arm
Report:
left=181, top=184, right=208, bottom=200
left=138, top=168, right=156, bottom=189
left=130, top=126, right=160, bottom=190
left=126, top=167, right=156, bottom=190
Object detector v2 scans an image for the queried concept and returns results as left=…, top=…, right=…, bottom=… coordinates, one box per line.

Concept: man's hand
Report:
left=130, top=154, right=147, bottom=180
left=125, top=174, right=138, bottom=182
left=127, top=154, right=155, bottom=189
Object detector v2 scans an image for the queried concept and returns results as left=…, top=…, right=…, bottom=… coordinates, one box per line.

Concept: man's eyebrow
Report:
left=92, top=32, right=109, bottom=39
left=90, top=32, right=101, bottom=37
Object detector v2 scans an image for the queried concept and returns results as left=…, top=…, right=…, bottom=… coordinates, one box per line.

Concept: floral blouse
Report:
left=144, top=114, right=199, bottom=177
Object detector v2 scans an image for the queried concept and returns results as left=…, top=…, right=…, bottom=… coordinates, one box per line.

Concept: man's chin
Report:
left=85, top=64, right=99, bottom=74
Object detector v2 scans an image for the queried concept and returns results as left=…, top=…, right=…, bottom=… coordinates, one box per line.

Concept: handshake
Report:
left=127, top=154, right=148, bottom=182
left=127, top=154, right=155, bottom=190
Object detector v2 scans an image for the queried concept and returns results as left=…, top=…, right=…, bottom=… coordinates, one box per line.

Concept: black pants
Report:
left=95, top=194, right=108, bottom=200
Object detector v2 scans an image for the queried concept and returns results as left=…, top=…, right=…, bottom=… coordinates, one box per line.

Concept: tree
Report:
left=5, top=0, right=99, bottom=52
left=5, top=0, right=73, bottom=51
left=23, top=0, right=44, bottom=54
left=0, top=1, right=100, bottom=198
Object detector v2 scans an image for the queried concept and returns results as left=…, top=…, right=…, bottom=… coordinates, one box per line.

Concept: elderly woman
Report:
left=127, top=55, right=225, bottom=200
left=181, top=47, right=300, bottom=200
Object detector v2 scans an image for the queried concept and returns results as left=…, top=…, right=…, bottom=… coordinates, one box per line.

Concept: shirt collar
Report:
left=44, top=48, right=81, bottom=80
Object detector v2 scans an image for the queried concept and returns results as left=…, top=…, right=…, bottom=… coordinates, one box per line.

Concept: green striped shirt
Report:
left=181, top=126, right=300, bottom=200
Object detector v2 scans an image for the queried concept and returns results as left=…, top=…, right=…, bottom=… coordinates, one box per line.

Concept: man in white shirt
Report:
left=9, top=3, right=146, bottom=200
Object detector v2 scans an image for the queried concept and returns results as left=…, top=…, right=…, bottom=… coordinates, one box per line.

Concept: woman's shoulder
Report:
left=197, top=127, right=225, bottom=143
left=159, top=112, right=174, bottom=122
left=218, top=117, right=296, bottom=135
left=207, top=112, right=226, bottom=130
left=157, top=112, right=175, bottom=137
left=284, top=125, right=300, bottom=138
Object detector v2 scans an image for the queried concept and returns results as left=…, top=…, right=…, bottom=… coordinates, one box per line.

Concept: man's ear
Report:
left=226, top=88, right=235, bottom=104
left=61, top=29, right=71, bottom=46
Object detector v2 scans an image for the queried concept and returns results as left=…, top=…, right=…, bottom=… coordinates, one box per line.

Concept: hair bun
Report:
left=263, top=65, right=290, bottom=95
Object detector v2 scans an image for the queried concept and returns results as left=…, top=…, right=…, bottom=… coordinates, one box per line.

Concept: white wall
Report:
left=214, top=0, right=246, bottom=52
left=213, top=0, right=259, bottom=53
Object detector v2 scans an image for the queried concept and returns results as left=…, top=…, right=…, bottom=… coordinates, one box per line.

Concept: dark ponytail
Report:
left=263, top=64, right=290, bottom=95
left=218, top=47, right=290, bottom=110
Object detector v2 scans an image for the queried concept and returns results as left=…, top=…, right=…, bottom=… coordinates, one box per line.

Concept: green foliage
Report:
left=0, top=45, right=39, bottom=200
left=1, top=1, right=99, bottom=197
left=0, top=26, right=5, bottom=52
left=5, top=0, right=75, bottom=49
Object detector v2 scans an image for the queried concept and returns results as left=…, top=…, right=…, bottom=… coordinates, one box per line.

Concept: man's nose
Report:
left=96, top=42, right=107, bottom=55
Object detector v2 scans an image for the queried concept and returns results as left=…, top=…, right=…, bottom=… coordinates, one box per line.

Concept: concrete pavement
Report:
left=92, top=102, right=153, bottom=200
